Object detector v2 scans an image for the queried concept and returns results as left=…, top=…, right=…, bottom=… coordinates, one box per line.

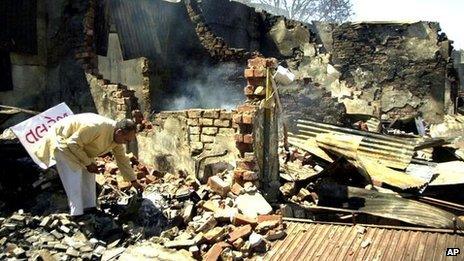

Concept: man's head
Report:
left=114, top=119, right=137, bottom=144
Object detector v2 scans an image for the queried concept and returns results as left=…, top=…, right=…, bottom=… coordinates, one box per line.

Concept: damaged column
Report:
left=233, top=57, right=280, bottom=202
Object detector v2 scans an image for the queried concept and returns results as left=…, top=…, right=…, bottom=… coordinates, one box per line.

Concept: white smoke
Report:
left=164, top=62, right=245, bottom=110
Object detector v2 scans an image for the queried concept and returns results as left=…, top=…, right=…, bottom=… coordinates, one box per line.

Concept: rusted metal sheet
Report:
left=267, top=221, right=464, bottom=261
left=293, top=119, right=418, bottom=170
left=315, top=183, right=464, bottom=229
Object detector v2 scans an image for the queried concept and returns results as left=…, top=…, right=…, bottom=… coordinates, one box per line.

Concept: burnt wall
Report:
left=267, top=19, right=455, bottom=127
left=331, top=22, right=452, bottom=123
left=137, top=109, right=238, bottom=179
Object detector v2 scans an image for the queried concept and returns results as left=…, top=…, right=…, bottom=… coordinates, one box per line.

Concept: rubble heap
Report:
left=0, top=149, right=286, bottom=260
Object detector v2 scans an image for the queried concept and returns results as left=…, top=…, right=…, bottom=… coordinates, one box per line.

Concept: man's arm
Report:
left=112, top=145, right=136, bottom=181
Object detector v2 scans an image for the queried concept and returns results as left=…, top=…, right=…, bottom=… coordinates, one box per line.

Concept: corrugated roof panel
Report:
left=292, top=119, right=418, bottom=170
left=267, top=222, right=464, bottom=261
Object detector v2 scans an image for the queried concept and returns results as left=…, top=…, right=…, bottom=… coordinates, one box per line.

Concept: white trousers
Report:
left=55, top=151, right=96, bottom=216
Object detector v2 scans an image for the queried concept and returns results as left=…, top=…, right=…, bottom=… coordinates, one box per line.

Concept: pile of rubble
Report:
left=0, top=151, right=286, bottom=260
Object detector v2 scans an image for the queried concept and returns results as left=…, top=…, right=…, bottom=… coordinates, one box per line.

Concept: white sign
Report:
left=11, top=102, right=74, bottom=169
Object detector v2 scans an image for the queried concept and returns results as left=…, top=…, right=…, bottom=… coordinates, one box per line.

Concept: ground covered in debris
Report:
left=0, top=152, right=285, bottom=260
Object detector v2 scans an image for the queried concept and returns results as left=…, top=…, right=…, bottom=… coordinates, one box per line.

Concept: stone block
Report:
left=202, top=109, right=220, bottom=118
left=207, top=176, right=230, bottom=197
left=187, top=109, right=202, bottom=118
left=236, top=193, right=272, bottom=218
left=213, top=119, right=231, bottom=127
left=201, top=134, right=215, bottom=143
left=254, top=86, right=266, bottom=96
left=202, top=127, right=218, bottom=135
left=190, top=134, right=200, bottom=142
left=191, top=142, right=204, bottom=152
left=187, top=118, right=199, bottom=126
left=199, top=118, right=214, bottom=126
left=204, top=227, right=226, bottom=243
left=218, top=128, right=234, bottom=136
left=234, top=134, right=243, bottom=143
left=164, top=239, right=196, bottom=248
left=219, top=111, right=233, bottom=120
left=228, top=224, right=252, bottom=242
left=189, top=126, right=200, bottom=135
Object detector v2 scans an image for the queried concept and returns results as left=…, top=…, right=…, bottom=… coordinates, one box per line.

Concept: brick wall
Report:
left=153, top=109, right=236, bottom=156
left=73, top=0, right=142, bottom=120
left=233, top=57, right=280, bottom=201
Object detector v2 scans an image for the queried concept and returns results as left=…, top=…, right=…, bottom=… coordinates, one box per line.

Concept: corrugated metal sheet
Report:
left=267, top=221, right=464, bottom=261
left=0, top=0, right=37, bottom=54
left=291, top=119, right=419, bottom=170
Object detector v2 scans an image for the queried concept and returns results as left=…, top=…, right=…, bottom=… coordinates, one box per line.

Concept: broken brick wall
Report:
left=137, top=109, right=238, bottom=179
left=233, top=57, right=280, bottom=202
left=97, top=32, right=152, bottom=116
left=269, top=19, right=455, bottom=127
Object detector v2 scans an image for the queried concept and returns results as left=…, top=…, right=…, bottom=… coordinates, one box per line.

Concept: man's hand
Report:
left=131, top=180, right=143, bottom=192
left=86, top=163, right=100, bottom=173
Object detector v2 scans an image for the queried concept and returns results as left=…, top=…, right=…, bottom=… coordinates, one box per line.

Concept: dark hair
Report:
left=115, top=119, right=137, bottom=133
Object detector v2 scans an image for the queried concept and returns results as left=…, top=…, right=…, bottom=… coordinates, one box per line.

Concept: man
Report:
left=36, top=113, right=143, bottom=217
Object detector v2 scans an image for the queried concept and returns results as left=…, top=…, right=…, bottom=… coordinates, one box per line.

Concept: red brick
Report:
left=244, top=69, right=254, bottom=78
left=244, top=85, right=255, bottom=96
left=242, top=114, right=253, bottom=124
left=237, top=159, right=257, bottom=171
left=232, top=114, right=242, bottom=124
left=242, top=171, right=258, bottom=181
left=234, top=134, right=243, bottom=143
left=230, top=183, right=243, bottom=195
left=266, top=58, right=278, bottom=68
left=253, top=68, right=266, bottom=78
left=203, top=243, right=223, bottom=261
left=247, top=57, right=267, bottom=69
left=228, top=225, right=252, bottom=242
left=232, top=213, right=257, bottom=226
left=233, top=169, right=244, bottom=180
left=237, top=104, right=256, bottom=113
left=243, top=134, right=253, bottom=144
left=258, top=214, right=283, bottom=224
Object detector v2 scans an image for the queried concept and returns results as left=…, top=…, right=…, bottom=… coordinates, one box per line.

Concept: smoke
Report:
left=163, top=62, right=246, bottom=110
